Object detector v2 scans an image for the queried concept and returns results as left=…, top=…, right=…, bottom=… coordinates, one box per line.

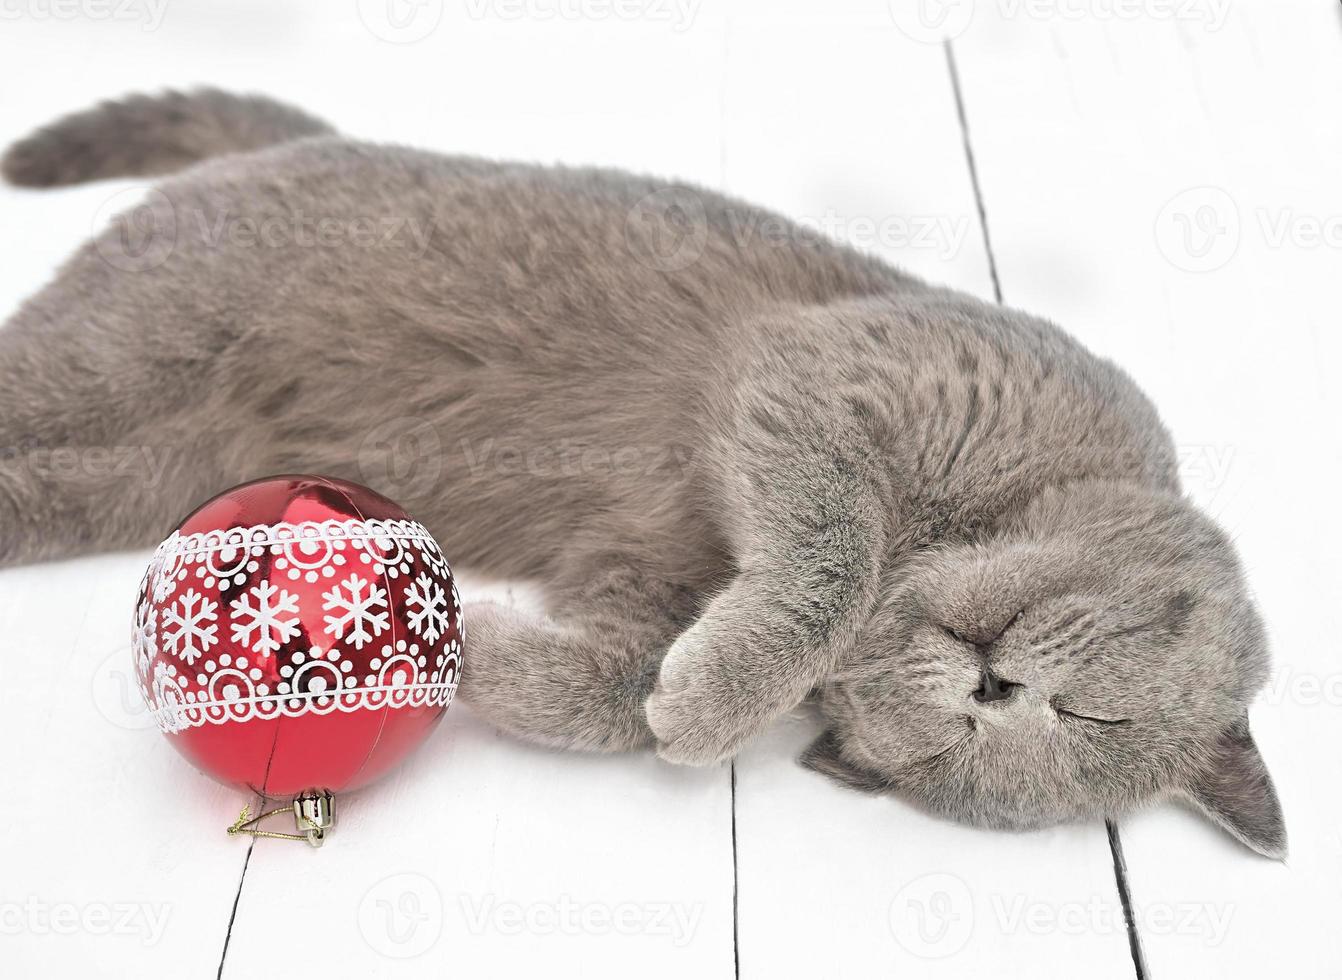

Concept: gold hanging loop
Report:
left=226, top=789, right=335, bottom=847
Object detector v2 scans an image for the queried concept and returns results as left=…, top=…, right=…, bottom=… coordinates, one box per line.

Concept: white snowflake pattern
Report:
left=161, top=588, right=219, bottom=665
left=404, top=571, right=451, bottom=644
left=132, top=599, right=158, bottom=674
left=321, top=573, right=390, bottom=650
left=230, top=579, right=301, bottom=655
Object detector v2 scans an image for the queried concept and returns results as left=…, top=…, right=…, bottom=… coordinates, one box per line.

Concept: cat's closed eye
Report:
left=1050, top=696, right=1130, bottom=726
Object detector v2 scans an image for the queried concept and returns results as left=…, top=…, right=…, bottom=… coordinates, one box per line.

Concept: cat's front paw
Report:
left=645, top=622, right=778, bottom=766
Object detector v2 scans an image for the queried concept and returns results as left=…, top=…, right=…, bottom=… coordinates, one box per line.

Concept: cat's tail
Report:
left=1, top=89, right=335, bottom=188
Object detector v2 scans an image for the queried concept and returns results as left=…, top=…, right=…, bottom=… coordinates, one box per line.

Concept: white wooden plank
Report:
left=0, top=96, right=243, bottom=979
left=738, top=715, right=1135, bottom=978
left=0, top=553, right=244, bottom=978
left=720, top=5, right=1134, bottom=976
left=720, top=1, right=994, bottom=292
left=953, top=0, right=1342, bottom=973
left=224, top=572, right=734, bottom=979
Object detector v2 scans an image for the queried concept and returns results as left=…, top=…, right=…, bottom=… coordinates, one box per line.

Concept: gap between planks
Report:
left=944, top=35, right=1148, bottom=980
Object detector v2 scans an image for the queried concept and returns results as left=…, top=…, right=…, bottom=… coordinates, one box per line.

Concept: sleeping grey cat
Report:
left=0, top=90, right=1284, bottom=857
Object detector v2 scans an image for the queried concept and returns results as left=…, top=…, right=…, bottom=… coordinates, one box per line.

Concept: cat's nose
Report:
left=971, top=667, right=1020, bottom=704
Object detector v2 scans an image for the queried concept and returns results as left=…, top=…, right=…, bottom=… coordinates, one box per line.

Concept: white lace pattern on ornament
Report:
left=135, top=517, right=463, bottom=734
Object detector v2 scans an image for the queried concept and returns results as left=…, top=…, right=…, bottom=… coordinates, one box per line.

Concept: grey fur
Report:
left=0, top=91, right=1285, bottom=857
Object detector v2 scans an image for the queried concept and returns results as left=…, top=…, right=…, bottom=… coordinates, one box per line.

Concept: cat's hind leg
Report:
left=0, top=299, right=223, bottom=566
left=0, top=286, right=349, bottom=567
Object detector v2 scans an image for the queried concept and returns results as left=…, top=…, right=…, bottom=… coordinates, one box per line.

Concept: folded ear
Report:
left=1181, top=717, right=1287, bottom=859
left=800, top=730, right=893, bottom=795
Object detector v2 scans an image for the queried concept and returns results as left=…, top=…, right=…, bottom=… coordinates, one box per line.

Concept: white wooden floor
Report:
left=1, top=2, right=1339, bottom=976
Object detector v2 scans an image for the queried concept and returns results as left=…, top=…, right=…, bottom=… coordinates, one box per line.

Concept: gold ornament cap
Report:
left=227, top=789, right=336, bottom=848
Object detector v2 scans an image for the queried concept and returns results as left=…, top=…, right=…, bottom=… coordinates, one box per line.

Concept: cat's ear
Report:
left=800, top=730, right=893, bottom=795
left=1180, top=717, right=1287, bottom=860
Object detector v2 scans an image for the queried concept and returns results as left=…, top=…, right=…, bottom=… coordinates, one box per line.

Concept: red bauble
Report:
left=133, top=475, right=463, bottom=799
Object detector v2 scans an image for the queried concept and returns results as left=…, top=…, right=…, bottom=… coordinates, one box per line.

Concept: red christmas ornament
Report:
left=133, top=475, right=463, bottom=840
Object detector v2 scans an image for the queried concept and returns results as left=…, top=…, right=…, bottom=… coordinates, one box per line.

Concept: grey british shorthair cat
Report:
left=0, top=90, right=1284, bottom=857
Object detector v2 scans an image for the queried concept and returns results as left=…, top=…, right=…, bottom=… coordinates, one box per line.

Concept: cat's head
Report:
left=806, top=479, right=1286, bottom=857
